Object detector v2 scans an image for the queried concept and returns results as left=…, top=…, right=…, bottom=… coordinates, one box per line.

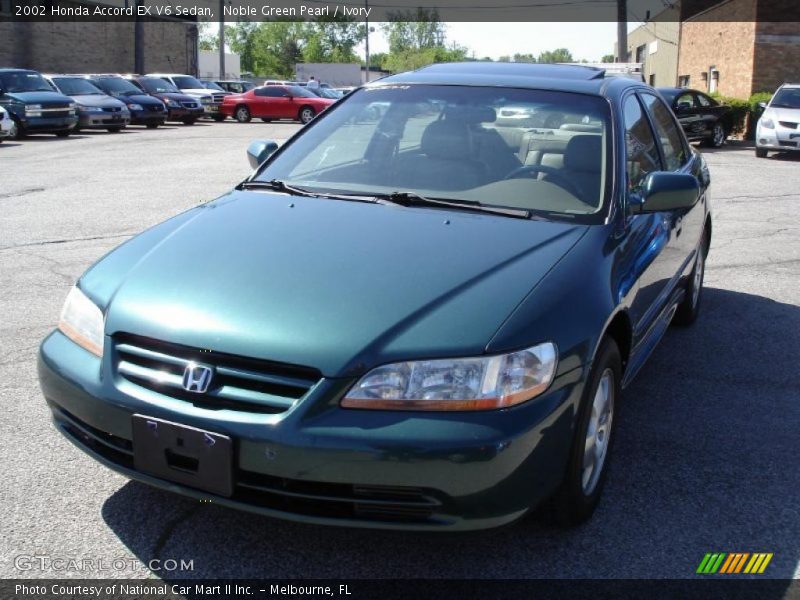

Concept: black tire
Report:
left=755, top=147, right=768, bottom=158
left=706, top=122, right=726, bottom=148
left=14, top=124, right=25, bottom=140
left=298, top=106, right=316, bottom=124
left=235, top=106, right=251, bottom=123
left=182, top=118, right=196, bottom=125
left=552, top=338, right=622, bottom=527
left=212, top=114, right=226, bottom=122
left=146, top=123, right=159, bottom=129
left=107, top=126, right=123, bottom=133
left=261, top=118, right=272, bottom=123
left=55, top=130, right=71, bottom=137
left=672, top=229, right=707, bottom=326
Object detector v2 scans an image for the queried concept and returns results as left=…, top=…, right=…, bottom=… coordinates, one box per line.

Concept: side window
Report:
left=640, top=93, right=688, bottom=171
left=267, top=88, right=288, bottom=97
left=254, top=88, right=268, bottom=97
left=695, top=93, right=712, bottom=107
left=675, top=92, right=694, bottom=111
left=623, top=95, right=661, bottom=192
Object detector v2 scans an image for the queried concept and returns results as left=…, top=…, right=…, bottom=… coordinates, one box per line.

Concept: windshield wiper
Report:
left=238, top=180, right=396, bottom=205
left=379, top=191, right=531, bottom=219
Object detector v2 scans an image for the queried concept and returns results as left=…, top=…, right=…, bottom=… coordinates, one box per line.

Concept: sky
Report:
left=356, top=22, right=622, bottom=63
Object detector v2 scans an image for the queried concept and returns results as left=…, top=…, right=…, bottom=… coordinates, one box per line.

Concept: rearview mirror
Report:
left=630, top=172, right=699, bottom=214
left=246, top=140, right=279, bottom=169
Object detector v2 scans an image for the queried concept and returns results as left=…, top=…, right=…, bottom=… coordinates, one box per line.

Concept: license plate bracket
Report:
left=132, top=415, right=233, bottom=497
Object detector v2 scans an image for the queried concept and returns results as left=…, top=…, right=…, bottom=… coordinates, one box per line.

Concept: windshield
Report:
left=203, top=81, right=225, bottom=91
left=139, top=77, right=179, bottom=93
left=770, top=88, right=800, bottom=109
left=0, top=71, right=53, bottom=93
left=94, top=77, right=141, bottom=96
left=53, top=77, right=104, bottom=96
left=173, top=76, right=205, bottom=89
left=288, top=86, right=319, bottom=98
left=255, top=85, right=611, bottom=220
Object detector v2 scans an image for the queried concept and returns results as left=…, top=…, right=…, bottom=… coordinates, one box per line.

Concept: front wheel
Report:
left=212, top=114, right=225, bottom=122
left=672, top=232, right=707, bottom=326
left=552, top=338, right=621, bottom=526
left=146, top=123, right=159, bottom=129
left=182, top=118, right=196, bottom=125
left=299, top=106, right=316, bottom=124
left=755, top=147, right=768, bottom=158
left=55, top=130, right=71, bottom=137
left=707, top=122, right=726, bottom=148
left=107, top=126, right=123, bottom=133
left=235, top=106, right=251, bottom=123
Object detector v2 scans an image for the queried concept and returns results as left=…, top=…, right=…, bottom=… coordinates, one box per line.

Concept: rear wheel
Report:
left=182, top=118, right=196, bottom=125
left=261, top=118, right=272, bottom=123
left=755, top=147, right=768, bottom=158
left=212, top=114, right=225, bottom=122
left=55, top=130, right=71, bottom=137
left=552, top=338, right=621, bottom=526
left=299, top=106, right=315, bottom=124
left=235, top=106, right=251, bottom=123
left=146, top=123, right=159, bottom=129
left=107, top=126, right=123, bottom=133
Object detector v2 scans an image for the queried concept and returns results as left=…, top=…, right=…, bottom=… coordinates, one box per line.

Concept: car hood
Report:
left=107, top=92, right=161, bottom=105
left=69, top=94, right=125, bottom=108
left=764, top=106, right=800, bottom=122
left=88, top=191, right=587, bottom=377
left=156, top=92, right=197, bottom=103
left=180, top=88, right=213, bottom=97
left=6, top=90, right=72, bottom=104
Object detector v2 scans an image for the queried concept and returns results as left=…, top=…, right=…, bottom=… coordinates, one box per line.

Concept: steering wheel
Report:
left=503, top=164, right=583, bottom=199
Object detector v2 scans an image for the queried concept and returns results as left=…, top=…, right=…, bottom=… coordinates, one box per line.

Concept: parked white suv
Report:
left=755, top=83, right=800, bottom=158
left=0, top=105, right=16, bottom=142
left=146, top=73, right=224, bottom=121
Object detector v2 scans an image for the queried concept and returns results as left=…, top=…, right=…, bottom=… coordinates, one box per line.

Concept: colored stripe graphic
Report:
left=699, top=552, right=774, bottom=575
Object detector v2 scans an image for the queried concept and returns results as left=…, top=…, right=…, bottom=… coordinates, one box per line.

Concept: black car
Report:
left=84, top=75, right=166, bottom=128
left=658, top=87, right=732, bottom=148
left=126, top=76, right=205, bottom=125
left=0, top=68, right=77, bottom=138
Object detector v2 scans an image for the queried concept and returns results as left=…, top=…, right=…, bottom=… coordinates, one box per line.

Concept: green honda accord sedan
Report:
left=39, top=63, right=711, bottom=530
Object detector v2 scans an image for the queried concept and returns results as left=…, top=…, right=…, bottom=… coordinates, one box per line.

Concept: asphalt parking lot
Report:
left=1, top=122, right=798, bottom=581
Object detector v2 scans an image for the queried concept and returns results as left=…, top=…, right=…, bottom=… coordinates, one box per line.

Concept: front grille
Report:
left=146, top=104, right=164, bottom=112
left=114, top=333, right=321, bottom=414
left=181, top=101, right=198, bottom=108
left=212, top=93, right=225, bottom=103
left=779, top=121, right=798, bottom=129
left=53, top=406, right=447, bottom=525
left=102, top=107, right=121, bottom=113
left=778, top=140, right=797, bottom=147
left=43, top=102, right=71, bottom=110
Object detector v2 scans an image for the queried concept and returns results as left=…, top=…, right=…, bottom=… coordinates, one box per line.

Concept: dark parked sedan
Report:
left=39, top=63, right=711, bottom=531
left=125, top=76, right=205, bottom=125
left=45, top=75, right=130, bottom=132
left=84, top=75, right=166, bottom=128
left=658, top=87, right=732, bottom=147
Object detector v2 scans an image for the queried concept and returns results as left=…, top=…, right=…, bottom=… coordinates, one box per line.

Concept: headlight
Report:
left=58, top=286, right=104, bottom=357
left=341, top=343, right=557, bottom=411
left=77, top=104, right=100, bottom=113
left=200, top=96, right=211, bottom=104
left=166, top=98, right=179, bottom=107
left=127, top=103, right=143, bottom=111
left=760, top=118, right=775, bottom=129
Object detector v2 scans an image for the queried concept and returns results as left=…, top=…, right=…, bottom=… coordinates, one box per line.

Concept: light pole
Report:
left=364, top=0, right=370, bottom=83
left=219, top=0, right=225, bottom=78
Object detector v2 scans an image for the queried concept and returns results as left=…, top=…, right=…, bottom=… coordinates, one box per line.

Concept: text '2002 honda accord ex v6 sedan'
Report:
left=39, top=63, right=711, bottom=531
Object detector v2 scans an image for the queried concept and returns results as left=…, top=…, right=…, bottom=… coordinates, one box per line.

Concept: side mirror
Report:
left=247, top=140, right=279, bottom=169
left=630, top=172, right=699, bottom=214
left=758, top=101, right=767, bottom=109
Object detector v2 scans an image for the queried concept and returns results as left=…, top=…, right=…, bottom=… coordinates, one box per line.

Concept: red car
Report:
left=221, top=85, right=334, bottom=125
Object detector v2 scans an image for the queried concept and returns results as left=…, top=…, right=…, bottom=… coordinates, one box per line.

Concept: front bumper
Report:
left=167, top=106, right=205, bottom=121
left=39, top=330, right=583, bottom=531
left=756, top=124, right=800, bottom=151
left=17, top=114, right=77, bottom=134
left=78, top=112, right=130, bottom=129
left=130, top=110, right=166, bottom=126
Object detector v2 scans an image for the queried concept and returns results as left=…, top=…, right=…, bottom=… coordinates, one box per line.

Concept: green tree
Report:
left=381, top=9, right=446, bottom=53
left=536, top=48, right=574, bottom=63
left=198, top=22, right=219, bottom=52
left=512, top=53, right=537, bottom=63
left=601, top=54, right=615, bottom=63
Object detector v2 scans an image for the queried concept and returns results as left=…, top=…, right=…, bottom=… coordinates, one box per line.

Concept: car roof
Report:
left=371, top=62, right=641, bottom=96
left=778, top=83, right=800, bottom=89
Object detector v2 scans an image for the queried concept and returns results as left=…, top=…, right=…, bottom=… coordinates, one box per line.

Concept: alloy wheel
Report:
left=582, top=368, right=615, bottom=495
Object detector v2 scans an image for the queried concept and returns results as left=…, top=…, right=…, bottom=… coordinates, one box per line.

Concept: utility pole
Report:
left=134, top=0, right=144, bottom=73
left=364, top=0, right=370, bottom=83
left=616, top=0, right=627, bottom=62
left=219, top=0, right=226, bottom=79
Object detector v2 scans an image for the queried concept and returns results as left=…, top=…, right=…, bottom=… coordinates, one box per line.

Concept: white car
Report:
left=755, top=83, right=800, bottom=158
left=145, top=73, right=224, bottom=120
left=0, top=105, right=16, bottom=142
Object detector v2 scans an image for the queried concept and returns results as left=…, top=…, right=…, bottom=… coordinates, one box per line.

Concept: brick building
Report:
left=621, top=7, right=680, bottom=88
left=0, top=0, right=202, bottom=75
left=678, top=0, right=800, bottom=98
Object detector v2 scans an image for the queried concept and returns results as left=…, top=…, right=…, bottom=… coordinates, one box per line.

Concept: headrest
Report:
left=443, top=105, right=496, bottom=124
left=421, top=120, right=473, bottom=159
left=564, top=135, right=602, bottom=172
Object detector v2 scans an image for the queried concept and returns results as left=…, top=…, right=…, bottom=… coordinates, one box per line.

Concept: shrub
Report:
left=710, top=90, right=775, bottom=139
